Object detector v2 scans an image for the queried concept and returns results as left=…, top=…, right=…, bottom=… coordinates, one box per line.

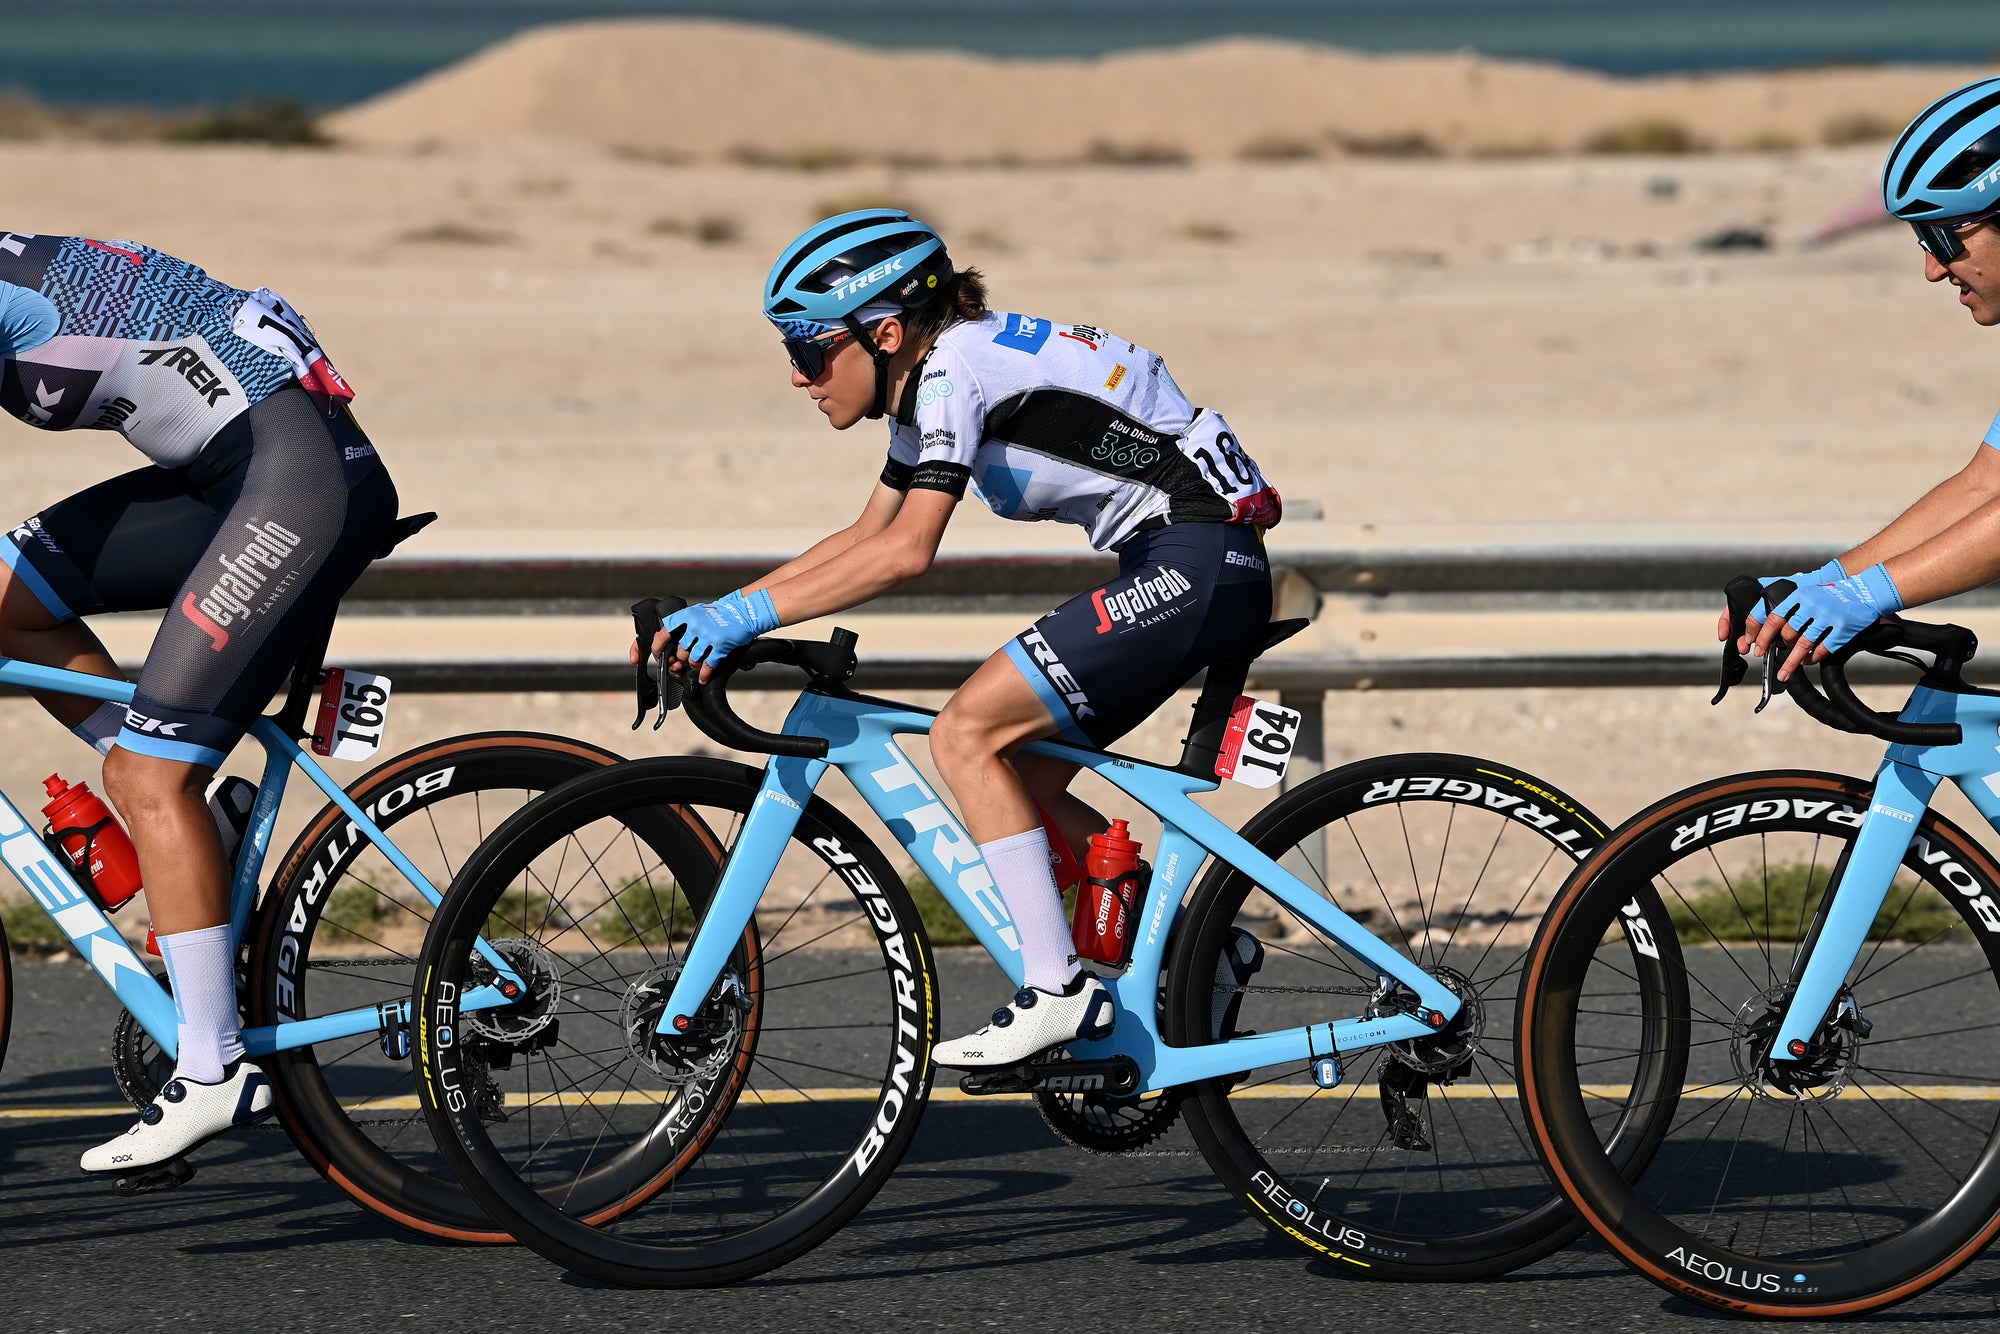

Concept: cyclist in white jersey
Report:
left=638, top=210, right=1281, bottom=1067
left=0, top=233, right=397, bottom=1173
left=1743, top=82, right=2000, bottom=671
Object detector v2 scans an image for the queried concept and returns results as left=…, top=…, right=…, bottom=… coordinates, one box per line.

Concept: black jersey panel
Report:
left=983, top=387, right=1233, bottom=525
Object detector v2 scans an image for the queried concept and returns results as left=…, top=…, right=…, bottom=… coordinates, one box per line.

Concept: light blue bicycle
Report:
left=1520, top=577, right=2000, bottom=1317
left=412, top=598, right=1637, bottom=1286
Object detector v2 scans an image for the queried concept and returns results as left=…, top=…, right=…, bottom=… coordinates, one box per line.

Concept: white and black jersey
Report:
left=881, top=311, right=1281, bottom=551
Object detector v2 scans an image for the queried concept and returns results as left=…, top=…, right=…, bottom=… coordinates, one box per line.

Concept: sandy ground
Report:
left=6, top=35, right=2000, bottom=934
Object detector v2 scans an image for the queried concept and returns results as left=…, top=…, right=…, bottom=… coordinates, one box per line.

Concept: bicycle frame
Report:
left=0, top=656, right=520, bottom=1062
left=652, top=690, right=1469, bottom=1093
left=1753, top=683, right=2000, bottom=1060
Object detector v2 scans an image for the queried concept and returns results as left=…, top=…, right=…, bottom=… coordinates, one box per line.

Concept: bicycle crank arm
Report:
left=957, top=1054, right=1140, bottom=1098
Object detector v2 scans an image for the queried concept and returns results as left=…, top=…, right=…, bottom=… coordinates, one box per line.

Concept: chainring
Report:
left=112, top=1002, right=175, bottom=1111
left=1034, top=1048, right=1182, bottom=1154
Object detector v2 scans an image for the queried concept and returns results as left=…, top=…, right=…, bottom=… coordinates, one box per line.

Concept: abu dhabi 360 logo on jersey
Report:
left=1092, top=564, right=1194, bottom=634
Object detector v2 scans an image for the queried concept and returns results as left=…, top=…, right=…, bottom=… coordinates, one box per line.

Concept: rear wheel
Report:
left=246, top=731, right=626, bottom=1241
left=415, top=757, right=938, bottom=1287
left=1520, top=772, right=2000, bottom=1316
left=1169, top=752, right=1668, bottom=1279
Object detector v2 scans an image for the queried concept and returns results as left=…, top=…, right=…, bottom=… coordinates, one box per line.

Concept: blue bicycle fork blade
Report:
left=656, top=755, right=823, bottom=1033
left=1771, top=759, right=1937, bottom=1060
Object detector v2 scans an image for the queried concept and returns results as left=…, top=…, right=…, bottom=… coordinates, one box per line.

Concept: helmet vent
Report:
left=1898, top=87, right=2000, bottom=198
left=769, top=297, right=806, bottom=315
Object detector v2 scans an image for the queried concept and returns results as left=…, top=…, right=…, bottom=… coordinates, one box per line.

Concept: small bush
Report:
left=906, top=874, right=978, bottom=946
left=322, top=883, right=398, bottom=937
left=591, top=877, right=693, bottom=949
left=1743, top=130, right=1802, bottom=153
left=490, top=887, right=569, bottom=936
left=1334, top=131, right=1441, bottom=159
left=733, top=144, right=861, bottom=171
left=1823, top=112, right=1897, bottom=147
left=2, top=895, right=66, bottom=956
left=1667, top=860, right=1962, bottom=944
left=1238, top=135, right=1319, bottom=162
left=397, top=222, right=513, bottom=246
left=1469, top=140, right=1555, bottom=159
left=610, top=144, right=693, bottom=166
left=165, top=95, right=327, bottom=146
left=1583, top=118, right=1706, bottom=155
left=1085, top=139, right=1189, bottom=167
left=648, top=214, right=739, bottom=244
left=1180, top=220, right=1236, bottom=243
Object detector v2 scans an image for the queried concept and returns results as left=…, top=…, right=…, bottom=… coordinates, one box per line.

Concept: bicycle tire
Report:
left=1520, top=771, right=2000, bottom=1317
left=1169, top=752, right=1672, bottom=1279
left=0, top=906, right=11, bottom=1081
left=414, top=756, right=938, bottom=1287
left=245, top=730, right=627, bottom=1242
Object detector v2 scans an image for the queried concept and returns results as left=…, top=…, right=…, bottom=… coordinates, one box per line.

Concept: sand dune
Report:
left=326, top=19, right=1991, bottom=161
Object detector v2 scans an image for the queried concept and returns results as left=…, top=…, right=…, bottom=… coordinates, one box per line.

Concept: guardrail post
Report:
left=1278, top=690, right=1327, bottom=889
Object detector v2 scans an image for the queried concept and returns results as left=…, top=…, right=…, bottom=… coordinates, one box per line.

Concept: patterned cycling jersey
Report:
left=0, top=231, right=350, bottom=467
left=881, top=311, right=1281, bottom=551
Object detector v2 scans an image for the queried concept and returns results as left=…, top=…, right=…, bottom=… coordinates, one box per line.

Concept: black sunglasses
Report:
left=782, top=327, right=854, bottom=379
left=1911, top=210, right=2000, bottom=263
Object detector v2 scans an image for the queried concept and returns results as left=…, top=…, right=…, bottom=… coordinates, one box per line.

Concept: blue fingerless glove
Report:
left=1790, top=558, right=1847, bottom=588
left=1768, top=562, right=1903, bottom=655
left=666, top=589, right=781, bottom=666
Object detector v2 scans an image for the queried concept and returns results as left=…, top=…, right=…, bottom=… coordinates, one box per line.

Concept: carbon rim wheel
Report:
left=1170, top=752, right=1651, bottom=1280
left=415, top=757, right=939, bottom=1288
left=247, top=731, right=626, bottom=1242
left=1521, top=772, right=2000, bottom=1316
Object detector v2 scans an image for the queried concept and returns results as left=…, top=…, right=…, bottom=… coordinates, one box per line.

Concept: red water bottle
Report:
left=1037, top=803, right=1084, bottom=896
left=1073, top=819, right=1144, bottom=967
left=43, top=773, right=144, bottom=911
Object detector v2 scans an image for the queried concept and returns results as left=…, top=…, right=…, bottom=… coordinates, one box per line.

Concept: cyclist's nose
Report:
left=1925, top=250, right=1950, bottom=282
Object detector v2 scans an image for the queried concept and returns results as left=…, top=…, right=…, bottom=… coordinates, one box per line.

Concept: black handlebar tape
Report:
left=1816, top=633, right=1962, bottom=746
left=683, top=639, right=832, bottom=759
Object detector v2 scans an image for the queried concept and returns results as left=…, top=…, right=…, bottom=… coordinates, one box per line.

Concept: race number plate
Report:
left=312, top=668, right=392, bottom=760
left=1216, top=694, right=1302, bottom=789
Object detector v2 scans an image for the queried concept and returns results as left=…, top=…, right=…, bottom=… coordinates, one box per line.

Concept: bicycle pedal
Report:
left=110, top=1158, right=195, bottom=1197
left=959, top=1055, right=1139, bottom=1098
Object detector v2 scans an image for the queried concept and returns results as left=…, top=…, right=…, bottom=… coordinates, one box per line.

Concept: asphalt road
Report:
left=5, top=956, right=2000, bottom=1333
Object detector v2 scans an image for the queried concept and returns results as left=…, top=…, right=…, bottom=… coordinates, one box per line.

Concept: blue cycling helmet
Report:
left=764, top=209, right=954, bottom=418
left=1884, top=78, right=2000, bottom=260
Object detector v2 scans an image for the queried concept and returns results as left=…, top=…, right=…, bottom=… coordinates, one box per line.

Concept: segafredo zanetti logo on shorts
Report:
left=1092, top=564, right=1193, bottom=634
left=179, top=520, right=305, bottom=651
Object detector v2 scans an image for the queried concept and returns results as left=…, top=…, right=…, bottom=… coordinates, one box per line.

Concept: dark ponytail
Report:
left=903, top=266, right=988, bottom=343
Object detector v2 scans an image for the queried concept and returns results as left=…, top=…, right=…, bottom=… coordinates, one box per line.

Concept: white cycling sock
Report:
left=157, top=925, right=244, bottom=1084
left=72, top=701, right=124, bottom=755
left=979, top=827, right=1080, bottom=993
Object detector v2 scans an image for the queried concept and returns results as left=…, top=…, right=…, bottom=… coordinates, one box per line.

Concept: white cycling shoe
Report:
left=933, top=973, right=1116, bottom=1068
left=81, top=1060, right=273, bottom=1175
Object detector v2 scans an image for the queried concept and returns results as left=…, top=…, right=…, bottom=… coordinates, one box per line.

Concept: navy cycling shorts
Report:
left=1003, top=521, right=1274, bottom=748
left=1, top=384, right=397, bottom=769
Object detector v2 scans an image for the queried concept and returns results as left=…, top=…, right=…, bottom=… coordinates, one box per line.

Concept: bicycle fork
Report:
left=1767, top=759, right=1937, bottom=1064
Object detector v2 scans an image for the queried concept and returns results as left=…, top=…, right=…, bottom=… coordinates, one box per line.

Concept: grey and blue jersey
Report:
left=0, top=231, right=307, bottom=467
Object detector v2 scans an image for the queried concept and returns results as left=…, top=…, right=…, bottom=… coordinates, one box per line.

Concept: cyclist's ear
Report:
left=872, top=316, right=904, bottom=355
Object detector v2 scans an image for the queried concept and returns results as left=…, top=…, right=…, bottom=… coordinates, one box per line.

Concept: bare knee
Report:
left=102, top=746, right=207, bottom=822
left=929, top=703, right=1000, bottom=789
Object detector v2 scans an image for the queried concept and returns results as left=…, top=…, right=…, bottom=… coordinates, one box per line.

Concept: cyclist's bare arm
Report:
left=1734, top=443, right=2000, bottom=660
left=745, top=481, right=909, bottom=591
left=761, top=486, right=956, bottom=623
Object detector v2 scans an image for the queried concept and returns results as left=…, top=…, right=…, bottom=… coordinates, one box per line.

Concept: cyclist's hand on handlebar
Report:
left=1754, top=564, right=1904, bottom=681
left=1718, top=561, right=1847, bottom=654
left=658, top=590, right=781, bottom=684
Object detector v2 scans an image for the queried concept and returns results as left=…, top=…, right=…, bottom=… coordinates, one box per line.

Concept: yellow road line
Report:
left=10, top=1082, right=2000, bottom=1120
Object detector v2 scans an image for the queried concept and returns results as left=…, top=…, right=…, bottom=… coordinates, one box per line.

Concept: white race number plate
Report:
left=312, top=668, right=392, bottom=760
left=1216, top=694, right=1302, bottom=789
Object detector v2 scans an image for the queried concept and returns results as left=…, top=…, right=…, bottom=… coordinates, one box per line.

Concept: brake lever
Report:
left=1716, top=576, right=1795, bottom=712
left=630, top=597, right=687, bottom=730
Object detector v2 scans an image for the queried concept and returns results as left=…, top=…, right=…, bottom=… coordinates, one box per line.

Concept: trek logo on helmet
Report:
left=830, top=256, right=907, bottom=303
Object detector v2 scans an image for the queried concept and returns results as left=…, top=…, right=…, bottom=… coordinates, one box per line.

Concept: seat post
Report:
left=1177, top=658, right=1253, bottom=778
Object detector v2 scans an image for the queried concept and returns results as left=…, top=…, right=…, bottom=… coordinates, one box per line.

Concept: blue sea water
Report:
left=8, top=0, right=2000, bottom=110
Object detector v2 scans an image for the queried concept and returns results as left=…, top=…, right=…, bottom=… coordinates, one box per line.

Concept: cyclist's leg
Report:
left=0, top=467, right=215, bottom=741
left=88, top=387, right=395, bottom=1170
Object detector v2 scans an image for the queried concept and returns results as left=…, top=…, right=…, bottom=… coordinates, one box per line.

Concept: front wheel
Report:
left=1519, top=771, right=2000, bottom=1317
left=246, top=730, right=625, bottom=1242
left=1168, top=752, right=1654, bottom=1280
left=414, top=757, right=940, bottom=1287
